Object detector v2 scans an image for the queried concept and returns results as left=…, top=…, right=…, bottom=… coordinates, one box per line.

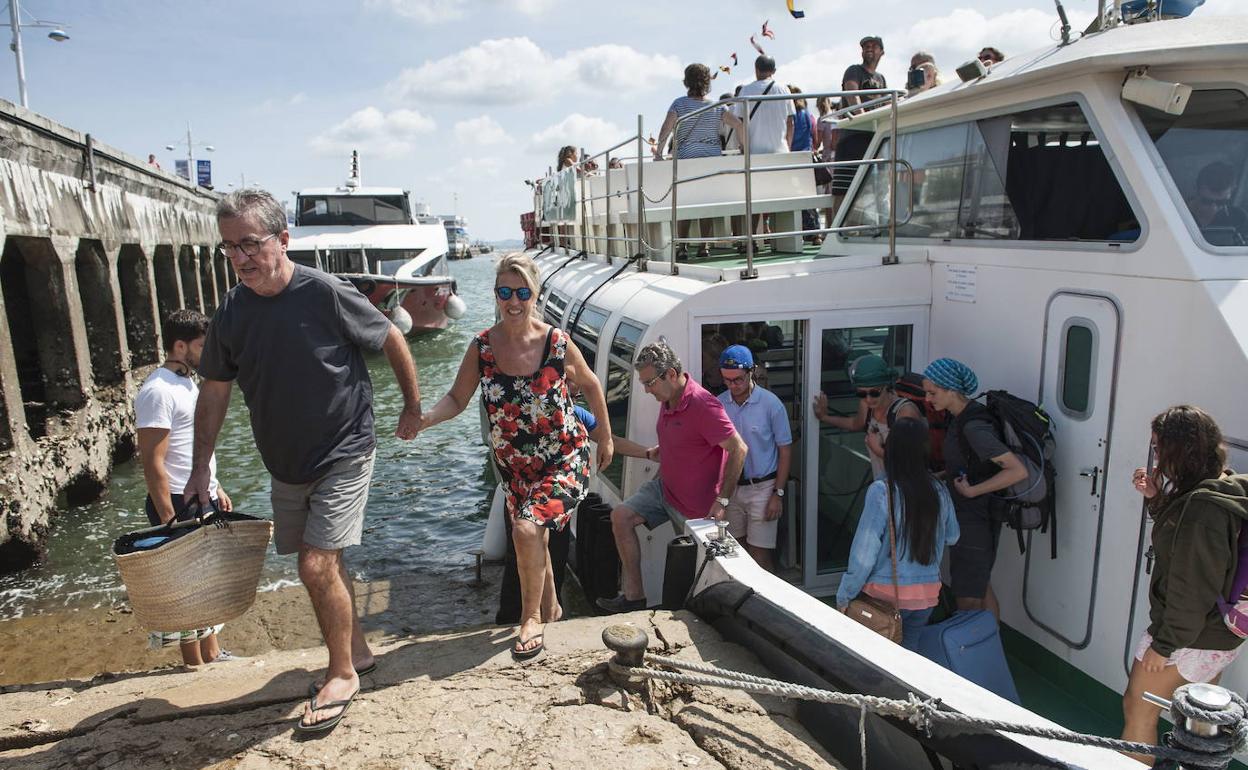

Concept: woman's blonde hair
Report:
left=495, top=253, right=542, bottom=316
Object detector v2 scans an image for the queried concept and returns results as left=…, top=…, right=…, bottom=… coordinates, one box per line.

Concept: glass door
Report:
left=802, top=309, right=928, bottom=595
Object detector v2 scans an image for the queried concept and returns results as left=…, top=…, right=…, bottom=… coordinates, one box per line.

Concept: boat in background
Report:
left=442, top=215, right=472, bottom=259
left=287, top=152, right=467, bottom=335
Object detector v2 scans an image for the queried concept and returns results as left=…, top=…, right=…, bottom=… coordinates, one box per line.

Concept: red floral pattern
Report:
left=477, top=328, right=589, bottom=531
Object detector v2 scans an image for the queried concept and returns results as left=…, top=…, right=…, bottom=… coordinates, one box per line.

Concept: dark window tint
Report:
left=1135, top=89, right=1248, bottom=249
left=844, top=103, right=1138, bottom=243
left=570, top=305, right=609, bottom=375
left=542, top=291, right=568, bottom=327
left=1060, top=322, right=1094, bottom=417
left=602, top=319, right=647, bottom=492
left=295, top=195, right=411, bottom=226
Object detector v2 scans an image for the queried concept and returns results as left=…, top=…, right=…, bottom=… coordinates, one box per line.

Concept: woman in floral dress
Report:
left=420, top=253, right=612, bottom=658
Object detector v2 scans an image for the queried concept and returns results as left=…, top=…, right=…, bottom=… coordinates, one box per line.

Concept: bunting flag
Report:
left=750, top=35, right=766, bottom=55
left=719, top=65, right=732, bottom=75
left=761, top=20, right=775, bottom=39
left=730, top=52, right=738, bottom=66
left=712, top=70, right=718, bottom=80
left=786, top=0, right=805, bottom=18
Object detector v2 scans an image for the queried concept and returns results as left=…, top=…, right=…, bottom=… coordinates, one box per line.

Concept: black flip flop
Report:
left=512, top=633, right=544, bottom=661
left=294, top=688, right=358, bottom=734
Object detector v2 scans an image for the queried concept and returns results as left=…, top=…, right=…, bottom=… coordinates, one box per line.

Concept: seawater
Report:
left=0, top=256, right=501, bottom=619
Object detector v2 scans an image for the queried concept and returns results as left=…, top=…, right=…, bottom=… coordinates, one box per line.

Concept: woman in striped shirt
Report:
left=653, top=63, right=746, bottom=261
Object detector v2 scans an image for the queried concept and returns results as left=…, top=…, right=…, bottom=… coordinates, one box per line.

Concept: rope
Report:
left=611, top=657, right=1247, bottom=768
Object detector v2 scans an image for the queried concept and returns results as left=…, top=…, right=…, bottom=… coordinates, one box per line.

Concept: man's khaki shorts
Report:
left=270, top=451, right=375, bottom=555
left=725, top=480, right=778, bottom=548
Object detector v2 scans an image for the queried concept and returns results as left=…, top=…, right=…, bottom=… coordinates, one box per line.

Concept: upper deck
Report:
left=531, top=14, right=1248, bottom=285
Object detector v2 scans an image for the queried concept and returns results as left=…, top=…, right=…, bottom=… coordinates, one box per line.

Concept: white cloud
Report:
left=528, top=114, right=628, bottom=157
left=308, top=107, right=437, bottom=158
left=369, top=0, right=557, bottom=23
left=454, top=115, right=513, bottom=145
left=390, top=37, right=680, bottom=105
left=1202, top=0, right=1248, bottom=15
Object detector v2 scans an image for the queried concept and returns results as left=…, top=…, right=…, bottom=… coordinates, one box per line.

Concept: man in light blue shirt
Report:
left=716, top=344, right=792, bottom=571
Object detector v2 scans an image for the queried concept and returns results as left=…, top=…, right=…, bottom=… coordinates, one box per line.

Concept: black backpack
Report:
left=957, top=391, right=1058, bottom=558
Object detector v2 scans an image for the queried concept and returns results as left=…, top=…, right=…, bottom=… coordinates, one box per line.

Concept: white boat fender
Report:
left=482, top=482, right=507, bottom=561
left=445, top=293, right=467, bottom=320
left=389, top=305, right=414, bottom=336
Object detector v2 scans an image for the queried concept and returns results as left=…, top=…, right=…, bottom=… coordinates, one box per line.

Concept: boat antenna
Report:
left=1055, top=0, right=1072, bottom=45
left=346, top=150, right=360, bottom=189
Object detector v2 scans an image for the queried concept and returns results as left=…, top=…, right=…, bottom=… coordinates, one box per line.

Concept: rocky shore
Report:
left=0, top=605, right=842, bottom=769
left=0, top=564, right=842, bottom=768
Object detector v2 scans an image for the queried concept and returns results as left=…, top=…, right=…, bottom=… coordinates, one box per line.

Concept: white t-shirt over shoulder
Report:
left=733, top=78, right=795, bottom=155
left=135, top=367, right=218, bottom=498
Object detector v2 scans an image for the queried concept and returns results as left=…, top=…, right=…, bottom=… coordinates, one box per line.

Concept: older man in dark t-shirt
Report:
left=186, top=189, right=421, bottom=733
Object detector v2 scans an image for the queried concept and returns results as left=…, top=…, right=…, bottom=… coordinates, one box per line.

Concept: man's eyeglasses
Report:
left=495, top=286, right=533, bottom=302
left=1199, top=195, right=1232, bottom=210
left=217, top=233, right=277, bottom=258
left=856, top=387, right=884, bottom=398
left=640, top=370, right=667, bottom=388
left=722, top=373, right=749, bottom=386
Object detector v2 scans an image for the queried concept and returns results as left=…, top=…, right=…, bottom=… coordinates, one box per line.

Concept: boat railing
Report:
left=533, top=88, right=909, bottom=277
left=668, top=87, right=908, bottom=278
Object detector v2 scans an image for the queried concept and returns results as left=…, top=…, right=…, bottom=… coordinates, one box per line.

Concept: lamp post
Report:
left=165, top=123, right=214, bottom=184
left=3, top=0, right=70, bottom=109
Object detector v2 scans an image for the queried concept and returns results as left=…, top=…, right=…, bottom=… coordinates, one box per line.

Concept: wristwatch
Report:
left=773, top=487, right=785, bottom=498
left=716, top=496, right=731, bottom=507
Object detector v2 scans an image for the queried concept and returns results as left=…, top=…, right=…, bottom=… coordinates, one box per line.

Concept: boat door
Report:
left=803, top=309, right=928, bottom=595
left=1023, top=292, right=1120, bottom=647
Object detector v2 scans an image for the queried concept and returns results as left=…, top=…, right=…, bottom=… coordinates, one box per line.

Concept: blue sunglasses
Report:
left=495, top=286, right=533, bottom=301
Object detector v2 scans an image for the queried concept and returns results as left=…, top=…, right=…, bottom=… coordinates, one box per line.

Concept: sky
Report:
left=6, top=0, right=1246, bottom=241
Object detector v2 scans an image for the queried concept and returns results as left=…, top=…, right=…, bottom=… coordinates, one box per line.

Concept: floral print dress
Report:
left=477, top=327, right=590, bottom=530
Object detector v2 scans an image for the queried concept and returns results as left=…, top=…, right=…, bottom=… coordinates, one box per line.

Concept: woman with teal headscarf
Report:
left=813, top=354, right=925, bottom=479
left=922, top=358, right=1028, bottom=619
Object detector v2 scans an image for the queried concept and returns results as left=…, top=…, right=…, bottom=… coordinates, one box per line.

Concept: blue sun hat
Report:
left=719, top=344, right=755, bottom=370
left=923, top=357, right=978, bottom=397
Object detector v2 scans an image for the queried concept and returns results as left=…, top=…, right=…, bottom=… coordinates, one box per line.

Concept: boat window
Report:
left=816, top=324, right=912, bottom=575
left=296, top=195, right=411, bottom=227
left=570, top=305, right=610, bottom=375
left=843, top=102, right=1139, bottom=244
left=1059, top=320, right=1096, bottom=418
left=1133, top=89, right=1248, bottom=250
left=542, top=291, right=568, bottom=328
left=603, top=319, right=647, bottom=492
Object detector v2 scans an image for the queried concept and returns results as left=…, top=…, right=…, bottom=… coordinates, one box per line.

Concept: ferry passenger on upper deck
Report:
left=1123, top=406, right=1248, bottom=764
left=921, top=359, right=1028, bottom=621
left=597, top=341, right=748, bottom=613
left=832, top=36, right=887, bottom=217
left=815, top=96, right=839, bottom=233
left=734, top=56, right=795, bottom=252
left=419, top=253, right=612, bottom=659
left=812, top=354, right=924, bottom=480
left=653, top=63, right=746, bottom=261
left=1188, top=161, right=1248, bottom=246
left=906, top=52, right=940, bottom=97
left=717, top=345, right=792, bottom=573
left=187, top=189, right=423, bottom=733
left=836, top=418, right=959, bottom=649
left=977, top=46, right=1005, bottom=66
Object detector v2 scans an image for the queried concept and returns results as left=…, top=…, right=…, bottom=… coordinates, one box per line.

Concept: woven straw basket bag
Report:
left=113, top=513, right=273, bottom=632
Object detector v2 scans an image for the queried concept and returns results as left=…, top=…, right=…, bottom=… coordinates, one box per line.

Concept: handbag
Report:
left=813, top=150, right=833, bottom=187
left=845, top=484, right=903, bottom=643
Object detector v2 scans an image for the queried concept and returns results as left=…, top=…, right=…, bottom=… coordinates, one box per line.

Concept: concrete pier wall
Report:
left=0, top=98, right=230, bottom=571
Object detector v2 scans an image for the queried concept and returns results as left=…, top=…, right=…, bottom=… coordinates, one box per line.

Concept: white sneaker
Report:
left=211, top=650, right=242, bottom=663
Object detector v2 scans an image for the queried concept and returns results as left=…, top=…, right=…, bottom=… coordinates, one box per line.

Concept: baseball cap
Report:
left=719, top=344, right=755, bottom=370
left=860, top=36, right=884, bottom=49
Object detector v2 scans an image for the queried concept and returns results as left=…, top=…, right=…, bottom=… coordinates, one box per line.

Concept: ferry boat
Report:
left=442, top=215, right=472, bottom=260
left=492, top=6, right=1248, bottom=768
left=287, top=153, right=467, bottom=335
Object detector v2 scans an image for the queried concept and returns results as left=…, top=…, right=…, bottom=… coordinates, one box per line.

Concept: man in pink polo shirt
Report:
left=597, top=341, right=748, bottom=613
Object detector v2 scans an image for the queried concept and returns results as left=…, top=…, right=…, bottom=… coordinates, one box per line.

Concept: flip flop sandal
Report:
left=308, top=662, right=377, bottom=696
left=511, top=633, right=544, bottom=661
left=294, top=688, right=359, bottom=734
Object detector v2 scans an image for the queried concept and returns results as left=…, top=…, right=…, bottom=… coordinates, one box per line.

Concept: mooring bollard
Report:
left=1144, top=683, right=1247, bottom=770
left=602, top=624, right=649, bottom=690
